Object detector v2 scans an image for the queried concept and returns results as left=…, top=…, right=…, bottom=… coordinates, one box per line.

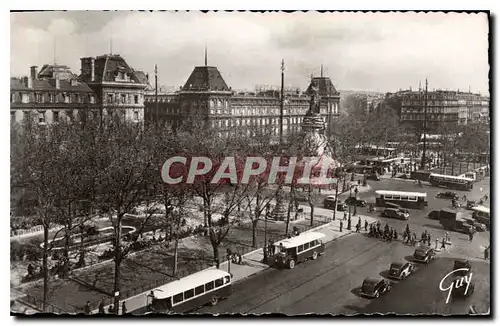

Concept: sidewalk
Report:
left=97, top=210, right=379, bottom=315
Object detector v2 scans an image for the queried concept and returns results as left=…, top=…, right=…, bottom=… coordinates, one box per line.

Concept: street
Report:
left=196, top=233, right=490, bottom=315
left=195, top=176, right=490, bottom=315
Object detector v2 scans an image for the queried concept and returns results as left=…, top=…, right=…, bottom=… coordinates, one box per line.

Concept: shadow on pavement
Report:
left=350, top=286, right=363, bottom=298
left=404, top=255, right=415, bottom=263
left=423, top=223, right=445, bottom=231
left=343, top=304, right=364, bottom=314
left=379, top=270, right=391, bottom=279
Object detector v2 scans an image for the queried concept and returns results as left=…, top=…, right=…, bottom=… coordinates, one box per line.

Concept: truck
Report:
left=439, top=208, right=474, bottom=234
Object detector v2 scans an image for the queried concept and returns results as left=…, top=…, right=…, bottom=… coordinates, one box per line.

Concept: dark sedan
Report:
left=413, top=246, right=436, bottom=264
left=360, top=278, right=392, bottom=298
left=388, top=262, right=415, bottom=280
left=436, top=191, right=459, bottom=200
left=345, top=197, right=367, bottom=207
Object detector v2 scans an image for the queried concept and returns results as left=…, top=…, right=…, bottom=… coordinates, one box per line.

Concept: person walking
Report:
left=121, top=302, right=127, bottom=315
left=343, top=211, right=347, bottom=221
left=364, top=219, right=368, bottom=232
left=356, top=222, right=360, bottom=233
left=84, top=301, right=91, bottom=315
left=98, top=300, right=105, bottom=314
left=427, top=233, right=431, bottom=246
left=435, top=238, right=439, bottom=249
left=441, top=237, right=446, bottom=250
left=469, top=232, right=474, bottom=242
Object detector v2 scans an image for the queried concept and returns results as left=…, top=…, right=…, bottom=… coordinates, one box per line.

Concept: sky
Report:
left=10, top=11, right=490, bottom=94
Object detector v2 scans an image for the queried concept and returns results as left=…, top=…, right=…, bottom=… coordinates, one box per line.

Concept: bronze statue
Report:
left=308, top=85, right=321, bottom=115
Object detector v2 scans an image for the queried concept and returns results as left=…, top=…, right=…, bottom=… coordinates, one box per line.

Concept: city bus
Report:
left=428, top=173, right=474, bottom=191
left=375, top=190, right=428, bottom=209
left=147, top=269, right=232, bottom=313
left=272, top=232, right=325, bottom=269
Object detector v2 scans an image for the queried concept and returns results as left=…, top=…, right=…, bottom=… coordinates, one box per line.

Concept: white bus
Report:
left=147, top=269, right=231, bottom=313
left=375, top=190, right=428, bottom=209
left=429, top=173, right=474, bottom=191
left=272, top=232, right=325, bottom=269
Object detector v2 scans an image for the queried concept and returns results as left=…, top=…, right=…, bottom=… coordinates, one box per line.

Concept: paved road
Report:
left=196, top=233, right=490, bottom=315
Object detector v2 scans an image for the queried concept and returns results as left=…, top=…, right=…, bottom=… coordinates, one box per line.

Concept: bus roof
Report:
left=472, top=205, right=490, bottom=214
left=375, top=190, right=427, bottom=197
left=430, top=173, right=474, bottom=182
left=273, top=232, right=325, bottom=249
left=153, top=269, right=231, bottom=299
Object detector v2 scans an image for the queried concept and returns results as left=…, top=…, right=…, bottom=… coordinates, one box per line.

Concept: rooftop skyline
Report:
left=11, top=11, right=489, bottom=94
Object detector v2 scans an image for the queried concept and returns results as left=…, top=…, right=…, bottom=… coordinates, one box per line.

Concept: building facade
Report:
left=400, top=90, right=490, bottom=130
left=144, top=65, right=341, bottom=137
left=10, top=54, right=148, bottom=126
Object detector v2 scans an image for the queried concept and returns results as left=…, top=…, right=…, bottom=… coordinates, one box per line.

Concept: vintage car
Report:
left=453, top=259, right=472, bottom=276
left=323, top=196, right=337, bottom=209
left=383, top=208, right=410, bottom=220
left=473, top=222, right=487, bottom=232
left=345, top=197, right=367, bottom=207
left=388, top=262, right=416, bottom=280
left=366, top=172, right=380, bottom=181
left=436, top=191, right=459, bottom=200
left=360, top=278, right=392, bottom=298
left=413, top=246, right=436, bottom=264
left=428, top=210, right=441, bottom=220
left=466, top=200, right=476, bottom=210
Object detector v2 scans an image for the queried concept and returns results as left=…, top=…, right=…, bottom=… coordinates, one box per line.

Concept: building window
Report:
left=90, top=95, right=95, bottom=104
left=11, top=111, right=15, bottom=123
left=53, top=111, right=59, bottom=122
left=121, top=94, right=126, bottom=104
left=134, top=95, right=139, bottom=104
left=38, top=111, right=45, bottom=124
left=66, top=110, right=74, bottom=121
left=134, top=111, right=139, bottom=121
left=22, top=93, right=29, bottom=103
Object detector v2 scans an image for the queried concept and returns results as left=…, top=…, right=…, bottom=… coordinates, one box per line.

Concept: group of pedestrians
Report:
left=368, top=221, right=398, bottom=242
left=84, top=300, right=127, bottom=315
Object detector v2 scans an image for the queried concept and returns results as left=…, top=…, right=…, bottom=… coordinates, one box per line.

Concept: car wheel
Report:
left=312, top=252, right=318, bottom=260
left=210, top=296, right=219, bottom=306
left=288, top=259, right=295, bottom=269
left=375, top=291, right=380, bottom=298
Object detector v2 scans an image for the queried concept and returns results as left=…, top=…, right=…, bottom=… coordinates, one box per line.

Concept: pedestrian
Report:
left=340, top=221, right=343, bottom=232
left=122, top=302, right=127, bottom=315
left=484, top=246, right=490, bottom=260
left=84, top=301, right=91, bottom=315
left=343, top=211, right=347, bottom=221
left=412, top=233, right=417, bottom=246
left=364, top=219, right=368, bottom=232
left=435, top=238, right=439, bottom=249
left=469, top=232, right=474, bottom=241
left=427, top=234, right=431, bottom=246
left=98, top=300, right=105, bottom=314
left=441, top=238, right=446, bottom=250
left=358, top=217, right=361, bottom=226
left=356, top=223, right=360, bottom=233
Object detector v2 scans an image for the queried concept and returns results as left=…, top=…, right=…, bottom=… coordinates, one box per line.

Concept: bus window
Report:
left=393, top=195, right=401, bottom=200
left=184, top=289, right=195, bottom=300
left=224, top=276, right=230, bottom=284
left=310, top=240, right=316, bottom=247
left=205, top=281, right=215, bottom=291
left=401, top=196, right=408, bottom=200
left=384, top=195, right=393, bottom=200
left=215, top=278, right=224, bottom=288
left=194, top=285, right=204, bottom=296
left=173, top=293, right=184, bottom=304
left=298, top=245, right=304, bottom=252
left=303, top=242, right=310, bottom=250
left=408, top=196, right=417, bottom=201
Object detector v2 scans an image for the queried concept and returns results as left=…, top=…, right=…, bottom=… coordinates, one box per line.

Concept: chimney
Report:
left=29, top=65, right=38, bottom=88
left=80, top=57, right=95, bottom=82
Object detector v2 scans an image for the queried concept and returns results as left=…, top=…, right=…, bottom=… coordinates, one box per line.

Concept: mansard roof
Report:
left=182, top=66, right=230, bottom=92
left=305, top=77, right=339, bottom=97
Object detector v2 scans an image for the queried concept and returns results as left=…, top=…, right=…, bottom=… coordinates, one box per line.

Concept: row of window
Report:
left=106, top=93, right=141, bottom=105
left=211, top=117, right=307, bottom=128
left=401, top=114, right=459, bottom=121
left=11, top=109, right=141, bottom=124
left=171, top=276, right=230, bottom=305
left=383, top=195, right=418, bottom=201
left=297, top=239, right=321, bottom=253
left=11, top=92, right=95, bottom=104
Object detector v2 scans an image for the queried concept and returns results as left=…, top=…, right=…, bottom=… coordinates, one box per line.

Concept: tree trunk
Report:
left=173, top=238, right=179, bottom=276
left=113, top=218, right=123, bottom=314
left=63, top=203, right=72, bottom=279
left=251, top=219, right=258, bottom=248
left=42, top=223, right=49, bottom=312
left=78, top=223, right=85, bottom=268
left=212, top=240, right=220, bottom=269
left=285, top=201, right=292, bottom=236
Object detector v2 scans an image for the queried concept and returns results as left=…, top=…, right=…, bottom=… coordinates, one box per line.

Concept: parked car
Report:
left=360, top=278, right=392, bottom=298
left=383, top=208, right=409, bottom=220
left=323, top=196, right=337, bottom=209
left=453, top=259, right=472, bottom=275
left=413, top=246, right=436, bottom=264
left=336, top=203, right=347, bottom=211
left=345, top=197, right=367, bottom=207
left=473, top=222, right=487, bottom=232
left=437, top=191, right=459, bottom=200
left=388, top=262, right=415, bottom=280
left=366, top=172, right=380, bottom=181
